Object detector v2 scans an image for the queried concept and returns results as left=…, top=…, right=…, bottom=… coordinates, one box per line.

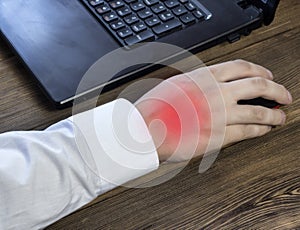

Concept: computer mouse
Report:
left=238, top=97, right=280, bottom=109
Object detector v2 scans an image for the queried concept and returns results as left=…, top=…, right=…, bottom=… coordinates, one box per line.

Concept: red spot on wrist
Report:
left=148, top=88, right=211, bottom=153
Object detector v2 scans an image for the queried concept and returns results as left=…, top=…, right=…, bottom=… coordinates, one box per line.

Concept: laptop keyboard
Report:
left=81, top=0, right=212, bottom=46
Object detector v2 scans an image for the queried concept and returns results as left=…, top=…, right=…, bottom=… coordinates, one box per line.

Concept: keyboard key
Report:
left=145, top=16, right=160, bottom=27
left=130, top=1, right=146, bottom=11
left=109, top=0, right=124, bottom=9
left=96, top=4, right=110, bottom=14
left=117, top=27, right=133, bottom=38
left=159, top=11, right=174, bottom=21
left=137, top=8, right=153, bottom=19
left=124, top=14, right=139, bottom=24
left=151, top=3, right=166, bottom=14
left=152, top=19, right=182, bottom=35
left=185, top=2, right=196, bottom=11
left=110, top=20, right=125, bottom=30
left=144, top=0, right=159, bottom=6
left=89, top=0, right=104, bottom=7
left=125, top=30, right=155, bottom=45
left=193, top=10, right=204, bottom=20
left=125, top=36, right=143, bottom=46
left=172, top=6, right=187, bottom=16
left=164, top=0, right=179, bottom=9
left=132, top=21, right=147, bottom=32
left=180, top=13, right=195, bottom=24
left=81, top=0, right=212, bottom=46
left=103, top=12, right=118, bottom=22
left=117, top=6, right=131, bottom=17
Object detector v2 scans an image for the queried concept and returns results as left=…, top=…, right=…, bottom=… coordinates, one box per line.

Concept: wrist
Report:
left=135, top=99, right=181, bottom=162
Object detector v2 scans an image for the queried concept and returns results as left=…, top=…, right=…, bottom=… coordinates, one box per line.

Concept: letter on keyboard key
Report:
left=103, top=12, right=118, bottom=22
left=96, top=4, right=110, bottom=14
left=159, top=11, right=174, bottom=21
left=152, top=19, right=182, bottom=36
left=180, top=13, right=196, bottom=25
left=117, top=27, right=133, bottom=38
left=109, top=0, right=124, bottom=9
left=117, top=6, right=131, bottom=17
left=145, top=16, right=161, bottom=27
left=151, top=3, right=166, bottom=14
left=164, top=0, right=179, bottom=9
left=185, top=2, right=196, bottom=11
left=110, top=20, right=125, bottom=30
left=144, top=0, right=159, bottom=6
left=89, top=0, right=104, bottom=7
left=193, top=10, right=204, bottom=20
left=124, top=14, right=139, bottom=24
left=130, top=2, right=146, bottom=11
left=137, top=8, right=153, bottom=19
left=131, top=21, right=147, bottom=33
left=172, top=6, right=187, bottom=16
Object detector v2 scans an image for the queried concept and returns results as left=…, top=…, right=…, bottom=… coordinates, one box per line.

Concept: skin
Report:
left=135, top=60, right=293, bottom=162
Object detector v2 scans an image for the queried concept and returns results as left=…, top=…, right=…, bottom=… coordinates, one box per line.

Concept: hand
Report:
left=135, top=60, right=293, bottom=162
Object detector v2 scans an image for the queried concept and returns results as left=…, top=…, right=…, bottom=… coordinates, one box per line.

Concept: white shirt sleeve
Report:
left=0, top=99, right=159, bottom=230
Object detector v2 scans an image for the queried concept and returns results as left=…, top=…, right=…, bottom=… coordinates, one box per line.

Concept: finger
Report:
left=228, top=77, right=292, bottom=105
left=208, top=59, right=273, bottom=82
left=223, top=124, right=272, bottom=146
left=227, top=105, right=286, bottom=126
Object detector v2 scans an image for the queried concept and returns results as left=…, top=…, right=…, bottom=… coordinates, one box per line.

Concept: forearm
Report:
left=0, top=99, right=159, bottom=229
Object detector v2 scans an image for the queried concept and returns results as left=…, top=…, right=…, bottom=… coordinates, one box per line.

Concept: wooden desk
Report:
left=0, top=0, right=299, bottom=228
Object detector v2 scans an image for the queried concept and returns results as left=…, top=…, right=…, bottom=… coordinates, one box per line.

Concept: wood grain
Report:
left=0, top=0, right=299, bottom=229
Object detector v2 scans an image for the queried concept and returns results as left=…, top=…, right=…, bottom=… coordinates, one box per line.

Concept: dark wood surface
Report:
left=1, top=0, right=299, bottom=229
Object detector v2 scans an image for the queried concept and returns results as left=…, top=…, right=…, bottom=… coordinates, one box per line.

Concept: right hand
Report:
left=135, top=60, right=293, bottom=162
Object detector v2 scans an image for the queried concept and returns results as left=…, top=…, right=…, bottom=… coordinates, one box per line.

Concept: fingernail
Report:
left=280, top=110, right=286, bottom=124
left=287, top=91, right=293, bottom=103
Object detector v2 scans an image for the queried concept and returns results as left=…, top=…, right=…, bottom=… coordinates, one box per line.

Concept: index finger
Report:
left=229, top=77, right=292, bottom=105
left=208, top=59, right=274, bottom=82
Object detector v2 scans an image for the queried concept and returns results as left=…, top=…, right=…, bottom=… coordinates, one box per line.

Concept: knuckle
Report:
left=280, top=84, right=287, bottom=93
left=255, top=127, right=264, bottom=137
left=242, top=125, right=254, bottom=139
left=258, top=126, right=270, bottom=136
left=275, top=110, right=284, bottom=124
left=246, top=125, right=261, bottom=137
left=233, top=59, right=246, bottom=65
left=266, top=109, right=275, bottom=124
left=253, top=126, right=263, bottom=136
left=209, top=65, right=227, bottom=82
left=247, top=107, right=268, bottom=123
left=234, top=59, right=252, bottom=69
left=253, top=107, right=266, bottom=122
left=265, top=109, right=279, bottom=125
left=251, top=77, right=268, bottom=90
left=242, top=125, right=270, bottom=139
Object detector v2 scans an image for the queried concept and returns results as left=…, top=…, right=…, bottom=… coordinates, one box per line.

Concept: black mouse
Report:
left=238, top=97, right=280, bottom=109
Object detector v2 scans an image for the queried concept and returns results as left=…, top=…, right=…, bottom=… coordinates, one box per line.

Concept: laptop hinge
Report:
left=250, top=0, right=280, bottom=25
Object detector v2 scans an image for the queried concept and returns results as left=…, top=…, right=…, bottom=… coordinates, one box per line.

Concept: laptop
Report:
left=0, top=0, right=280, bottom=108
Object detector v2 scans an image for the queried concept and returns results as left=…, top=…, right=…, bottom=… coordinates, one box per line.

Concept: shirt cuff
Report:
left=69, top=98, right=159, bottom=188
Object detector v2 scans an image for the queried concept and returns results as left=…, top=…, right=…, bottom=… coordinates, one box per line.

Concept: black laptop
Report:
left=0, top=0, right=280, bottom=108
